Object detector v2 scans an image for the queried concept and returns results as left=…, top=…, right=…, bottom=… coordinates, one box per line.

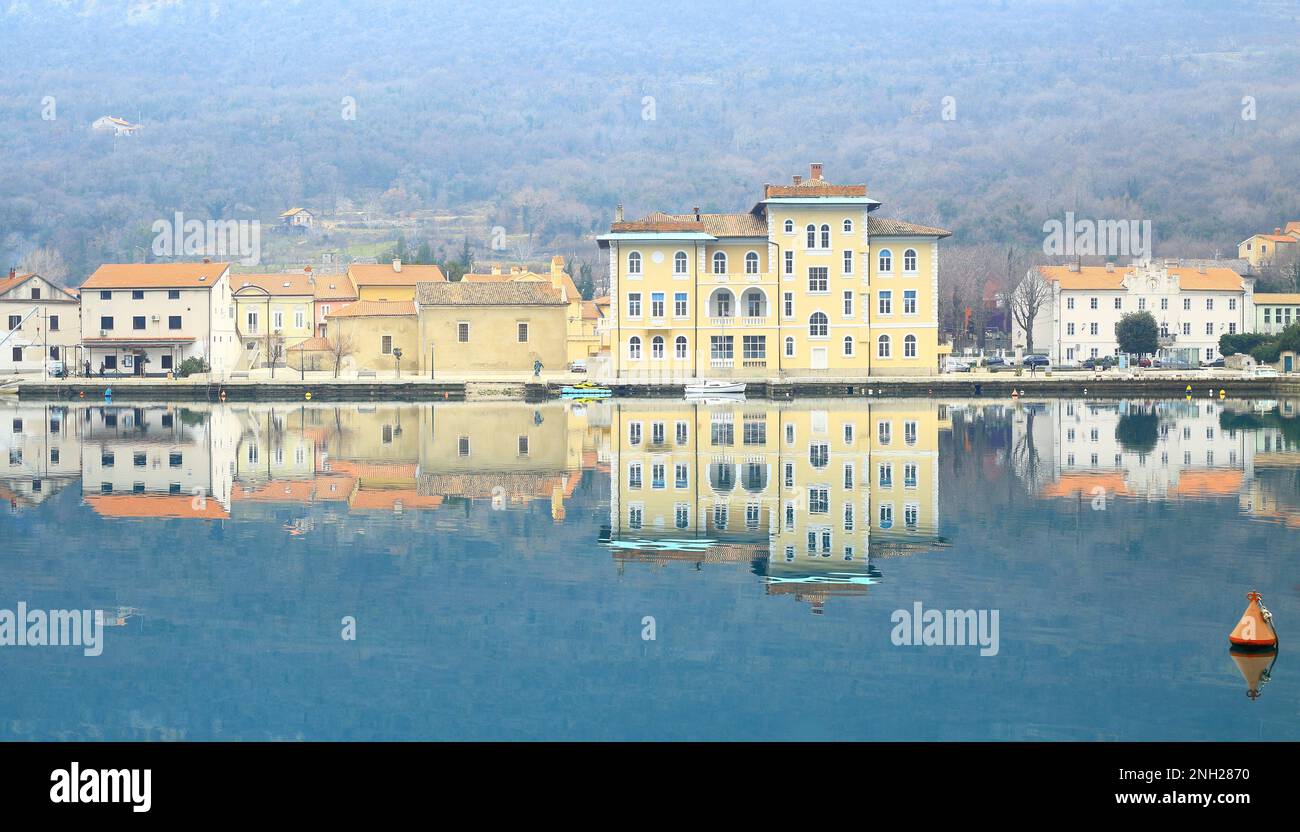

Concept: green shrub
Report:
left=176, top=357, right=210, bottom=378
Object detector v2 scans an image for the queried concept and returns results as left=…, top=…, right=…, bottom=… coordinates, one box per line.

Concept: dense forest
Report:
left=2, top=0, right=1299, bottom=319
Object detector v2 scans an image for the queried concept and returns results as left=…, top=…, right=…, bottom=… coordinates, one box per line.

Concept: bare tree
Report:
left=1010, top=267, right=1053, bottom=357
left=18, top=246, right=71, bottom=286
left=326, top=330, right=356, bottom=378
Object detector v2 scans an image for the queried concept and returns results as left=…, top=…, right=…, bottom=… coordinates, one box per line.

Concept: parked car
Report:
left=1202, top=357, right=1226, bottom=368
left=982, top=356, right=1008, bottom=371
left=943, top=357, right=972, bottom=373
left=567, top=359, right=588, bottom=374
left=46, top=359, right=66, bottom=377
left=1022, top=354, right=1051, bottom=370
left=1081, top=356, right=1117, bottom=370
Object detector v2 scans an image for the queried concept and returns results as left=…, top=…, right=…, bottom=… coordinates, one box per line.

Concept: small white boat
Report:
left=684, top=379, right=746, bottom=397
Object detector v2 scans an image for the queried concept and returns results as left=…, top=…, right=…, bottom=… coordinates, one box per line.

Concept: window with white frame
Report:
left=809, top=312, right=828, bottom=337
left=808, top=267, right=828, bottom=293
left=903, top=248, right=917, bottom=272
left=674, top=251, right=688, bottom=275
left=627, top=251, right=642, bottom=275
left=713, top=252, right=727, bottom=274
left=674, top=335, right=688, bottom=360
left=878, top=249, right=892, bottom=272
left=745, top=251, right=759, bottom=274
left=877, top=334, right=891, bottom=358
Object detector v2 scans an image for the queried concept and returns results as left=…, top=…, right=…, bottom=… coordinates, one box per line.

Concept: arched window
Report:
left=744, top=251, right=759, bottom=274
left=843, top=218, right=854, bottom=233
left=843, top=335, right=854, bottom=356
left=878, top=249, right=893, bottom=272
left=809, top=312, right=828, bottom=337
left=783, top=219, right=794, bottom=233
left=651, top=335, right=664, bottom=359
left=674, top=335, right=688, bottom=360
left=820, top=224, right=831, bottom=249
left=628, top=251, right=642, bottom=275
left=744, top=289, right=766, bottom=318
left=903, top=248, right=918, bottom=273
left=785, top=336, right=795, bottom=357
left=673, top=250, right=688, bottom=275
left=904, top=334, right=917, bottom=358
left=877, top=334, right=891, bottom=358
left=628, top=336, right=642, bottom=359
left=710, top=288, right=734, bottom=318
left=806, top=224, right=817, bottom=248
left=712, top=252, right=728, bottom=274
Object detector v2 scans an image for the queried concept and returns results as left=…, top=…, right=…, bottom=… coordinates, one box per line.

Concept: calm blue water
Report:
left=0, top=397, right=1296, bottom=740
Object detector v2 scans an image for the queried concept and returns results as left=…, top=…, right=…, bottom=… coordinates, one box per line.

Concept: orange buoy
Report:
left=1229, top=646, right=1277, bottom=700
left=1228, top=591, right=1277, bottom=650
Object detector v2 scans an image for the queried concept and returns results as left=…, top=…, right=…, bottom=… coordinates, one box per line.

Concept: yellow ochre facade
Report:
left=598, top=163, right=950, bottom=380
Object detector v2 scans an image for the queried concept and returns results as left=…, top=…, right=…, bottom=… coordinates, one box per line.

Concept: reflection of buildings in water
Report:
left=605, top=400, right=948, bottom=611
left=228, top=401, right=599, bottom=520
left=1, top=400, right=603, bottom=523
left=79, top=404, right=240, bottom=519
left=1022, top=399, right=1300, bottom=525
left=1, top=404, right=81, bottom=508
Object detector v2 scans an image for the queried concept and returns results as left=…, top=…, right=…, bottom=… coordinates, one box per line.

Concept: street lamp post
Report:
left=393, top=346, right=403, bottom=379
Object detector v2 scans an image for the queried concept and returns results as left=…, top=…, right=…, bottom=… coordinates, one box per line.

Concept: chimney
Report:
left=7, top=267, right=14, bottom=279
left=202, top=257, right=211, bottom=263
left=1105, top=262, right=1115, bottom=272
left=1276, top=228, right=1283, bottom=235
left=1067, top=261, right=1080, bottom=273
left=810, top=162, right=823, bottom=180
left=792, top=175, right=802, bottom=186
left=693, top=206, right=701, bottom=222
left=614, top=203, right=624, bottom=223
left=392, top=258, right=402, bottom=273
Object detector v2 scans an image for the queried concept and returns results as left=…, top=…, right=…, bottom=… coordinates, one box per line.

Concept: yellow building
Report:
left=347, top=260, right=445, bottom=302
left=597, top=163, right=950, bottom=380
left=415, top=281, right=568, bottom=375
left=462, top=256, right=600, bottom=364
left=605, top=400, right=947, bottom=611
left=231, top=273, right=317, bottom=370
left=325, top=300, right=420, bottom=376
left=1238, top=223, right=1300, bottom=269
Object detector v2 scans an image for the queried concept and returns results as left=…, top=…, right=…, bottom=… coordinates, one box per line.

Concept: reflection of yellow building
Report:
left=605, top=400, right=947, bottom=611
left=598, top=163, right=950, bottom=380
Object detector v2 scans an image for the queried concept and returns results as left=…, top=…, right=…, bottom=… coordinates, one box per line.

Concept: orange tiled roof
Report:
left=347, top=263, right=446, bottom=286
left=84, top=494, right=229, bottom=519
left=313, top=274, right=357, bottom=301
left=326, top=300, right=416, bottom=318
left=1256, top=293, right=1300, bottom=304
left=581, top=300, right=602, bottom=320
left=288, top=336, right=333, bottom=351
left=462, top=264, right=581, bottom=301
left=868, top=217, right=952, bottom=238
left=1036, top=264, right=1244, bottom=292
left=0, top=273, right=35, bottom=295
left=82, top=262, right=231, bottom=290
left=231, top=273, right=317, bottom=296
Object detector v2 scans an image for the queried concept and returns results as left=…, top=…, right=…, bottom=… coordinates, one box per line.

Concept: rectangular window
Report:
left=1066, top=297, right=1075, bottom=310
left=627, top=293, right=642, bottom=317
left=784, top=251, right=793, bottom=275
left=168, top=289, right=181, bottom=300
left=878, top=290, right=892, bottom=315
left=11, top=346, right=21, bottom=362
left=783, top=292, right=794, bottom=318
left=6, top=315, right=18, bottom=330
left=273, top=311, right=283, bottom=330
left=843, top=290, right=854, bottom=316
left=903, top=290, right=917, bottom=315
left=99, top=290, right=112, bottom=300
left=675, top=421, right=688, bottom=445
left=1184, top=298, right=1191, bottom=310
left=381, top=335, right=393, bottom=355
left=49, top=315, right=59, bottom=331
left=458, top=322, right=470, bottom=343
left=517, top=322, right=529, bottom=342
left=842, top=250, right=853, bottom=274
left=1067, top=322, right=1075, bottom=336
left=1114, top=297, right=1122, bottom=310
left=675, top=464, right=688, bottom=489
left=674, top=292, right=688, bottom=317
left=132, top=316, right=146, bottom=330
left=100, top=316, right=113, bottom=331
left=808, top=267, right=828, bottom=293
left=132, top=290, right=145, bottom=300
left=651, top=292, right=665, bottom=318
left=168, top=315, right=182, bottom=330
left=710, top=335, right=734, bottom=360
left=808, top=487, right=829, bottom=514
left=1206, top=298, right=1214, bottom=310
left=742, top=335, right=765, bottom=359
left=160, top=354, right=173, bottom=370
left=1090, top=297, right=1098, bottom=310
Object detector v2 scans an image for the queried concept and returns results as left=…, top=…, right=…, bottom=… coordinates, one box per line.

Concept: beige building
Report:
left=325, top=300, right=420, bottom=376
left=1, top=269, right=82, bottom=374
left=462, top=256, right=599, bottom=363
left=78, top=262, right=241, bottom=377
left=415, top=281, right=568, bottom=375
left=231, top=272, right=317, bottom=370
left=1238, top=223, right=1300, bottom=269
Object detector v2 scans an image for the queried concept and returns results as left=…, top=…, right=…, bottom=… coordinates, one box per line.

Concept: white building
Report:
left=78, top=262, right=241, bottom=377
left=1, top=270, right=82, bottom=374
left=1015, top=261, right=1252, bottom=366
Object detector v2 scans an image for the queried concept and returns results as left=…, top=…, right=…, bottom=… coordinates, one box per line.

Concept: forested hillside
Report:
left=2, top=0, right=1299, bottom=289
